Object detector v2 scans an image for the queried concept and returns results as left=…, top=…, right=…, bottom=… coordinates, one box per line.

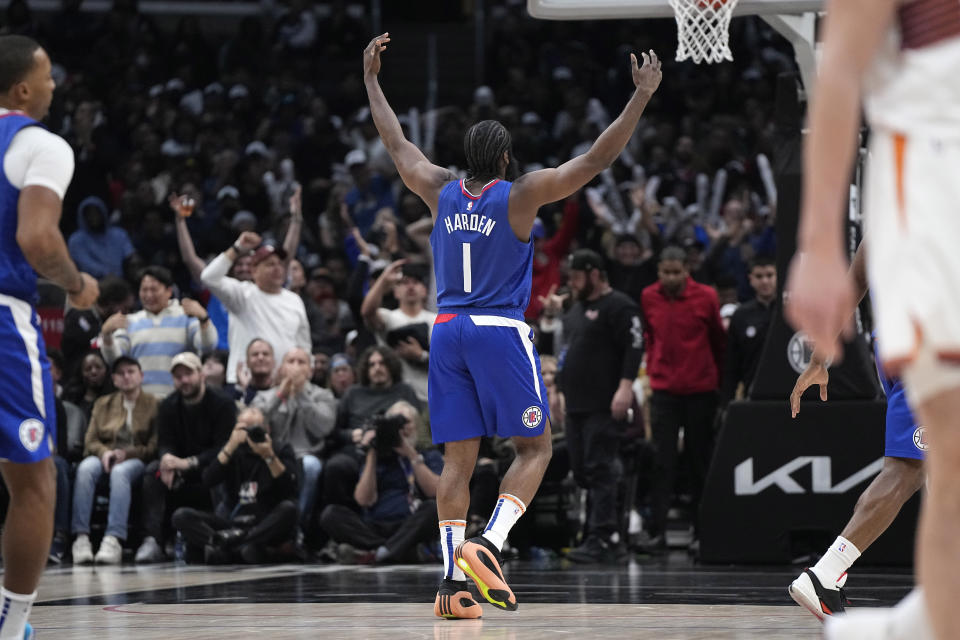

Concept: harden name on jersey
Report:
left=442, top=209, right=497, bottom=237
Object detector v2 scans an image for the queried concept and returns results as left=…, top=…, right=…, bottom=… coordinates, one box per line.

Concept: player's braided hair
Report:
left=464, top=120, right=514, bottom=182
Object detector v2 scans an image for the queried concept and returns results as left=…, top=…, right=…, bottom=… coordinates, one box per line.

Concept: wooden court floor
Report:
left=25, top=556, right=913, bottom=638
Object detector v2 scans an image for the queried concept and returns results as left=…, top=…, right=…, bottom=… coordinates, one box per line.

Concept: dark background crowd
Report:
left=0, top=0, right=804, bottom=566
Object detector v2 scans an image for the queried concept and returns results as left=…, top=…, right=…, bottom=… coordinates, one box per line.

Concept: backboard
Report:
left=527, top=0, right=822, bottom=20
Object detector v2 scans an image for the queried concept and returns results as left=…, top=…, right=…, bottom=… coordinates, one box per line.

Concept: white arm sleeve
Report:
left=3, top=127, right=75, bottom=199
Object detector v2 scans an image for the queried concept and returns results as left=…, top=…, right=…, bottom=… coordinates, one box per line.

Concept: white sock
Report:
left=0, top=588, right=36, bottom=640
left=481, top=494, right=526, bottom=551
left=440, top=520, right=466, bottom=581
left=811, top=536, right=861, bottom=589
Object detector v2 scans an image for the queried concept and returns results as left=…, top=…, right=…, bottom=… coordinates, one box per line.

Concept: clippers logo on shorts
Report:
left=19, top=419, right=43, bottom=452
left=914, top=426, right=930, bottom=451
left=521, top=406, right=543, bottom=429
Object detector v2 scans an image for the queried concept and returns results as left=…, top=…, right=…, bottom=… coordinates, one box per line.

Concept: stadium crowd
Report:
left=0, top=0, right=796, bottom=565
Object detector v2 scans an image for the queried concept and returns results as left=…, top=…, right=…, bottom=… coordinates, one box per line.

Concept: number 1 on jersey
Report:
left=462, top=242, right=472, bottom=293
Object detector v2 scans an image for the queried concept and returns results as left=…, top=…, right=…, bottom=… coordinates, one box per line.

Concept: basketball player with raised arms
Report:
left=788, top=241, right=926, bottom=621
left=363, top=33, right=661, bottom=618
left=0, top=35, right=98, bottom=639
left=786, top=0, right=960, bottom=637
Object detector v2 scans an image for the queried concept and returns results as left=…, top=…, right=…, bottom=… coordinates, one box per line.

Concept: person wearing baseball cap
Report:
left=134, top=351, right=237, bottom=564
left=200, top=227, right=311, bottom=389
left=544, top=247, right=645, bottom=563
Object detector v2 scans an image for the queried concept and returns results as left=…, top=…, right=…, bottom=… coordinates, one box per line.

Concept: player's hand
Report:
left=168, top=192, right=196, bottom=219
left=68, top=273, right=99, bottom=310
left=632, top=50, right=662, bottom=96
left=235, top=231, right=262, bottom=252
left=180, top=298, right=206, bottom=319
left=101, top=311, right=128, bottom=335
left=785, top=249, right=855, bottom=363
left=789, top=357, right=830, bottom=418
left=363, top=32, right=390, bottom=78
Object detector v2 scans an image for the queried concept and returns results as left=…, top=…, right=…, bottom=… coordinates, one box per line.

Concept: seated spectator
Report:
left=311, top=347, right=333, bottom=388
left=333, top=345, right=420, bottom=451
left=328, top=352, right=356, bottom=399
left=361, top=260, right=435, bottom=404
left=201, top=350, right=229, bottom=390
left=319, top=401, right=442, bottom=564
left=171, top=407, right=299, bottom=564
left=62, top=351, right=114, bottom=419
left=61, top=275, right=134, bottom=376
left=343, top=149, right=395, bottom=238
left=135, top=353, right=236, bottom=563
left=49, top=395, right=87, bottom=565
left=200, top=231, right=311, bottom=389
left=235, top=338, right=276, bottom=405
left=71, top=356, right=158, bottom=565
left=100, top=266, right=218, bottom=397
left=67, top=196, right=136, bottom=279
left=253, top=347, right=336, bottom=535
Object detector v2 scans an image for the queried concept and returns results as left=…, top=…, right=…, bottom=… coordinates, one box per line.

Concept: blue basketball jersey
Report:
left=0, top=112, right=56, bottom=463
left=0, top=113, right=43, bottom=302
left=431, top=179, right=533, bottom=320
left=873, top=335, right=925, bottom=459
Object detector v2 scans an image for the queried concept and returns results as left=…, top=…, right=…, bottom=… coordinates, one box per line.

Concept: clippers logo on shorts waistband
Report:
left=521, top=406, right=543, bottom=429
left=19, top=419, right=43, bottom=452
left=913, top=426, right=929, bottom=451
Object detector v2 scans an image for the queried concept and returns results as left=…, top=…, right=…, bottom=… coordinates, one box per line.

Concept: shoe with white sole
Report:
left=94, top=535, right=123, bottom=565
left=71, top=534, right=93, bottom=565
left=788, top=568, right=848, bottom=620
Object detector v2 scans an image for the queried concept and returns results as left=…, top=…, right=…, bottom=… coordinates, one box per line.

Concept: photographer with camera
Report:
left=171, top=407, right=298, bottom=564
left=319, top=401, right=442, bottom=564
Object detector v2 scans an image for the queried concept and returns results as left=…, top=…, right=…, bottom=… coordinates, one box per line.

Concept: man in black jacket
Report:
left=547, top=249, right=644, bottom=563
left=722, top=256, right=777, bottom=404
left=172, top=406, right=299, bottom=564
left=134, top=352, right=236, bottom=563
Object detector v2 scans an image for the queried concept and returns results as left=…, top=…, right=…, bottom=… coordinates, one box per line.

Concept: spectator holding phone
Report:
left=360, top=259, right=435, bottom=403
left=171, top=407, right=298, bottom=564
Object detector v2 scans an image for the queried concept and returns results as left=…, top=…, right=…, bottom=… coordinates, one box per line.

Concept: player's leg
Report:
left=454, top=315, right=552, bottom=612
left=0, top=459, right=55, bottom=640
left=429, top=315, right=484, bottom=619
left=791, top=456, right=924, bottom=620
left=913, top=386, right=960, bottom=640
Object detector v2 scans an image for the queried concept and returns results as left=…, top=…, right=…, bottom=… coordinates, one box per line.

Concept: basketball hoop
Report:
left=669, top=0, right=740, bottom=64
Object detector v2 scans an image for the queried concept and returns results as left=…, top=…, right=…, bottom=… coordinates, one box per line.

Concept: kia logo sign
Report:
left=734, top=456, right=883, bottom=495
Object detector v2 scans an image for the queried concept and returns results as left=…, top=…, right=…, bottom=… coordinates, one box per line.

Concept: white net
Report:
left=669, top=0, right=740, bottom=64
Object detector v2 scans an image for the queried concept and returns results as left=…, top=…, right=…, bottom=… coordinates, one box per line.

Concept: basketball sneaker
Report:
left=455, top=536, right=517, bottom=611
left=789, top=568, right=849, bottom=620
left=434, top=578, right=482, bottom=620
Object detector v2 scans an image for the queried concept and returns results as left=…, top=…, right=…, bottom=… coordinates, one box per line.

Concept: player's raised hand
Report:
left=363, top=33, right=391, bottom=78
left=632, top=50, right=662, bottom=96
left=789, top=356, right=830, bottom=418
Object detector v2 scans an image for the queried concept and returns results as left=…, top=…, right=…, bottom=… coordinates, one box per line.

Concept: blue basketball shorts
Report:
left=428, top=313, right=550, bottom=444
left=884, top=387, right=926, bottom=460
left=0, top=293, right=56, bottom=463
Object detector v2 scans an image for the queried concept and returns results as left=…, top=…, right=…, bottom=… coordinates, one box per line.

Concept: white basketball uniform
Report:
left=862, top=0, right=960, bottom=403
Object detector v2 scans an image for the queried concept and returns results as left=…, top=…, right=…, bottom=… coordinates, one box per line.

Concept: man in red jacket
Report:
left=640, top=246, right=725, bottom=549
